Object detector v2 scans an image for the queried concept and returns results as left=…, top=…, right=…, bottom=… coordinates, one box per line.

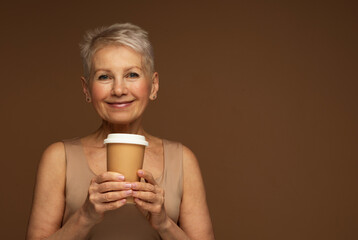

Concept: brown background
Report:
left=0, top=0, right=357, bottom=239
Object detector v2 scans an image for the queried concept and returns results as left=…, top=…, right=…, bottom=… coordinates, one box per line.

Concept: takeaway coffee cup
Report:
left=104, top=133, right=149, bottom=203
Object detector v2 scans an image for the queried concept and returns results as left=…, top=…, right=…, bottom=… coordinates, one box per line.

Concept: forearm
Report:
left=28, top=209, right=96, bottom=240
left=54, top=210, right=95, bottom=239
left=157, top=217, right=190, bottom=240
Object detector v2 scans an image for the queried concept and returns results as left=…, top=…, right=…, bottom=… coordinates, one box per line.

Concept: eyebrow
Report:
left=93, top=66, right=143, bottom=74
left=124, top=66, right=143, bottom=72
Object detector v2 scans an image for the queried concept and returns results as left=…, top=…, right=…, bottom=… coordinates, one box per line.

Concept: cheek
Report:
left=90, top=83, right=109, bottom=99
left=132, top=82, right=151, bottom=98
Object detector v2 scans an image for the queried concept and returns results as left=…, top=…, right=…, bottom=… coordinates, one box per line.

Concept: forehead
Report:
left=91, top=45, right=143, bottom=70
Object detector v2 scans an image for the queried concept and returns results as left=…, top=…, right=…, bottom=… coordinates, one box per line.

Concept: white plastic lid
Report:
left=104, top=133, right=149, bottom=146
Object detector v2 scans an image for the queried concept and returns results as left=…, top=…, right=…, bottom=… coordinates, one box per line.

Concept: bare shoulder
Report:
left=36, top=141, right=66, bottom=189
left=38, top=141, right=66, bottom=173
left=182, top=145, right=196, bottom=159
left=181, top=145, right=201, bottom=179
left=181, top=145, right=205, bottom=201
left=42, top=141, right=65, bottom=160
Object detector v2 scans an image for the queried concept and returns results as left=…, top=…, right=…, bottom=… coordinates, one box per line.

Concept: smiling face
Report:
left=82, top=45, right=158, bottom=125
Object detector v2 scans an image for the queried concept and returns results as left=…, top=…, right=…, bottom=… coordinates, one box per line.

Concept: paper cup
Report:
left=104, top=134, right=148, bottom=203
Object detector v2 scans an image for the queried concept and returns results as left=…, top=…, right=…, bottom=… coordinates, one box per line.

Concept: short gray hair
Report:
left=80, top=23, right=154, bottom=79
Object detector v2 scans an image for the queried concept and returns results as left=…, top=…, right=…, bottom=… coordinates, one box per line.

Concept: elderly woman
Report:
left=26, top=23, right=214, bottom=239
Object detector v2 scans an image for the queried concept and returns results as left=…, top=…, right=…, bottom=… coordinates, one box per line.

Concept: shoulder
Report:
left=41, top=142, right=65, bottom=162
left=162, top=139, right=198, bottom=165
left=182, top=145, right=196, bottom=162
left=163, top=140, right=201, bottom=183
left=34, top=142, right=67, bottom=206
left=42, top=137, right=82, bottom=160
left=174, top=143, right=206, bottom=204
left=37, top=142, right=66, bottom=175
left=176, top=143, right=198, bottom=168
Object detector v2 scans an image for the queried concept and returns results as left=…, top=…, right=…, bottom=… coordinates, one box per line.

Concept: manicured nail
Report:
left=124, top=183, right=131, bottom=189
left=126, top=190, right=132, bottom=195
left=118, top=175, right=125, bottom=180
left=138, top=170, right=144, bottom=175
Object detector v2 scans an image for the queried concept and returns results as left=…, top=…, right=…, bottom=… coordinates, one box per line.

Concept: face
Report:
left=82, top=45, right=158, bottom=125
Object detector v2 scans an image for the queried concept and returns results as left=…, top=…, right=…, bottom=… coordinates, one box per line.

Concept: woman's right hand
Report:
left=81, top=171, right=132, bottom=224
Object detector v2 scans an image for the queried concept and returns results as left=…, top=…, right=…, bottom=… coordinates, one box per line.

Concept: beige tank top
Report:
left=61, top=138, right=183, bottom=239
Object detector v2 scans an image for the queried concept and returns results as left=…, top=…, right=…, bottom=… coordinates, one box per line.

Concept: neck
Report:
left=92, top=119, right=148, bottom=142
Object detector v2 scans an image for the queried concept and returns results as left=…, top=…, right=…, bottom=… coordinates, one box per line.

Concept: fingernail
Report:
left=132, top=191, right=137, bottom=196
left=124, top=183, right=131, bottom=188
left=138, top=170, right=144, bottom=175
left=126, top=190, right=132, bottom=195
left=131, top=183, right=137, bottom=188
left=118, top=175, right=125, bottom=180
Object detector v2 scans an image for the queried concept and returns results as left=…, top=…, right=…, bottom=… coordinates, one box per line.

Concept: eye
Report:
left=98, top=74, right=110, bottom=80
left=127, top=72, right=139, bottom=78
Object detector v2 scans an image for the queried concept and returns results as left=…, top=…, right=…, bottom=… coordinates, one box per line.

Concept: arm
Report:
left=178, top=146, right=215, bottom=239
left=26, top=142, right=130, bottom=240
left=132, top=146, right=215, bottom=240
left=26, top=142, right=93, bottom=240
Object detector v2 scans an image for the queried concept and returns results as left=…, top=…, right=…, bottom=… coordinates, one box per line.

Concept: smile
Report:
left=107, top=100, right=135, bottom=109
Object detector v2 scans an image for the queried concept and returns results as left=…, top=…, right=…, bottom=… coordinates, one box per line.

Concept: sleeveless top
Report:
left=61, top=138, right=183, bottom=239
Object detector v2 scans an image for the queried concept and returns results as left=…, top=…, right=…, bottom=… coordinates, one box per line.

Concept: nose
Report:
left=111, top=78, right=128, bottom=96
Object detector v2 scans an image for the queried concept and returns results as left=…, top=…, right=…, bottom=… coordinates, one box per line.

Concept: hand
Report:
left=81, top=171, right=132, bottom=224
left=131, top=169, right=169, bottom=231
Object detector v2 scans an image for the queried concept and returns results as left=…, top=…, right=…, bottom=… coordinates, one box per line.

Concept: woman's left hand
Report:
left=131, top=169, right=169, bottom=231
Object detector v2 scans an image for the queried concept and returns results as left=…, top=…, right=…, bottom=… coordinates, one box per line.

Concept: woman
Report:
left=26, top=23, right=214, bottom=239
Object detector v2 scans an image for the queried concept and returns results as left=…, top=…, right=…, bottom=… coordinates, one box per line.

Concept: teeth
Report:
left=109, top=102, right=131, bottom=107
left=111, top=101, right=131, bottom=104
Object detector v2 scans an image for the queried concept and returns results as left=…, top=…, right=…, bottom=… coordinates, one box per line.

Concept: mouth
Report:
left=106, top=100, right=135, bottom=108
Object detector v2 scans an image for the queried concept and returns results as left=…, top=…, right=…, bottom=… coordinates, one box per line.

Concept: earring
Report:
left=86, top=97, right=91, bottom=102
left=151, top=95, right=157, bottom=100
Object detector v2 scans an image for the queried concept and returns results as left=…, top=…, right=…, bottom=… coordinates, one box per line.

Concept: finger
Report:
left=132, top=190, right=157, bottom=203
left=94, top=172, right=125, bottom=183
left=99, top=189, right=133, bottom=203
left=99, top=199, right=127, bottom=212
left=137, top=169, right=157, bottom=185
left=131, top=181, right=156, bottom=192
left=134, top=198, right=162, bottom=214
left=97, top=181, right=132, bottom=193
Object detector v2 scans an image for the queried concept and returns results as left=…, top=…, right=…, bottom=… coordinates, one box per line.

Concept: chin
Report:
left=110, top=120, right=134, bottom=125
left=105, top=116, right=141, bottom=125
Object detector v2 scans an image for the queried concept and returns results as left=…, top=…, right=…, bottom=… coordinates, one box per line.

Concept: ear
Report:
left=81, top=76, right=91, bottom=101
left=150, top=72, right=159, bottom=99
